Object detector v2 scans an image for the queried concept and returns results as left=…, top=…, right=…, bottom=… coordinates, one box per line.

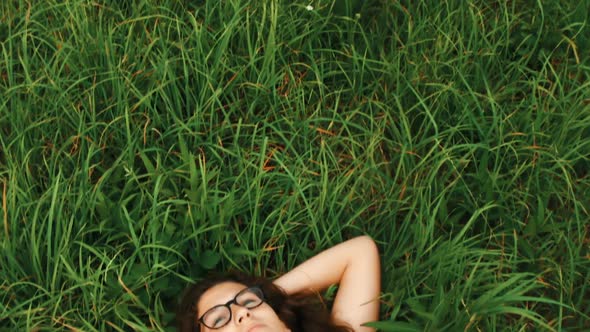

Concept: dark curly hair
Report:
left=176, top=271, right=353, bottom=332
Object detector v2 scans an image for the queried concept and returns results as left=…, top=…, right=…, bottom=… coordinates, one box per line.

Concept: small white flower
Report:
left=306, top=5, right=314, bottom=11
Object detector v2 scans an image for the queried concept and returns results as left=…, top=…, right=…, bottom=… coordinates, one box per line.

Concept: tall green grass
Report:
left=1, top=0, right=589, bottom=330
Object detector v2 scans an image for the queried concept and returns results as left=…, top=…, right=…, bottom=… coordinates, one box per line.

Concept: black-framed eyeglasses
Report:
left=197, top=286, right=265, bottom=330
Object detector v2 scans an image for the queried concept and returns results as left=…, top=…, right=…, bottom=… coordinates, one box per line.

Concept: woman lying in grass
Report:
left=177, top=236, right=381, bottom=332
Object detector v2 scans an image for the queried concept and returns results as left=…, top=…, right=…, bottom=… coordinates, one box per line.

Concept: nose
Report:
left=231, top=303, right=251, bottom=324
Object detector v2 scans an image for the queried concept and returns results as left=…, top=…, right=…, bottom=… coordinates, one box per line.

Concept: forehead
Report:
left=197, top=281, right=247, bottom=315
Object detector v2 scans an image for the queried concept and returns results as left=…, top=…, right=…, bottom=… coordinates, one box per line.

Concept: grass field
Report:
left=1, top=0, right=590, bottom=331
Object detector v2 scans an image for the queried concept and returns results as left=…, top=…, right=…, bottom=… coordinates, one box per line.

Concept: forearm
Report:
left=273, top=239, right=360, bottom=295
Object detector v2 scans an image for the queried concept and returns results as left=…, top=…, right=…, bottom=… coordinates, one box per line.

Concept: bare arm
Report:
left=273, top=235, right=381, bottom=332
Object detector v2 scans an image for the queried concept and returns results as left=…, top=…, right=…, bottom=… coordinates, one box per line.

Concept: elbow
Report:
left=355, top=235, right=379, bottom=257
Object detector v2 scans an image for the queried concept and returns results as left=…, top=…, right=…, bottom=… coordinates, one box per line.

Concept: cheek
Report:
left=261, top=303, right=279, bottom=316
left=258, top=303, right=286, bottom=325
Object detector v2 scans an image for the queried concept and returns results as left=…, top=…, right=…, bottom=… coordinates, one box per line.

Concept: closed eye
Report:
left=212, top=317, right=226, bottom=328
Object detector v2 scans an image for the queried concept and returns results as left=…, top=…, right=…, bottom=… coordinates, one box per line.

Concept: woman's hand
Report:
left=273, top=235, right=381, bottom=332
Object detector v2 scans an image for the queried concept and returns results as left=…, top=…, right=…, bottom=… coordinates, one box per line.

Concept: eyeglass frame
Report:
left=196, top=286, right=266, bottom=330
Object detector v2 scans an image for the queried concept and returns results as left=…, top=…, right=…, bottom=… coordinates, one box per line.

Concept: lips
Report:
left=246, top=323, right=265, bottom=332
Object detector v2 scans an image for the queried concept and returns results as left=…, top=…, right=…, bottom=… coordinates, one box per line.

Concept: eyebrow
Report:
left=200, top=288, right=244, bottom=312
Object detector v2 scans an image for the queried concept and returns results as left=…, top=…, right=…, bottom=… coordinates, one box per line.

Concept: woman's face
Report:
left=196, top=281, right=291, bottom=332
